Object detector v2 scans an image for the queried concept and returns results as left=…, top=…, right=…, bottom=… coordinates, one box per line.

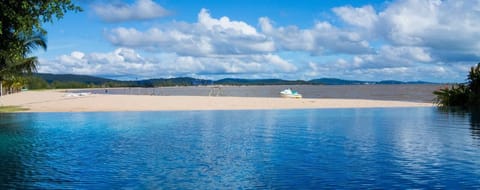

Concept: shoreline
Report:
left=0, top=90, right=434, bottom=113
left=71, top=84, right=440, bottom=103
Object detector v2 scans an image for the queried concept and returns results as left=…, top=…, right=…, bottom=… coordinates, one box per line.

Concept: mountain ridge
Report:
left=29, top=73, right=437, bottom=89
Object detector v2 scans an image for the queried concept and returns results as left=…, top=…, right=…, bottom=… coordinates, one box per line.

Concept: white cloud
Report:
left=198, top=9, right=258, bottom=36
left=335, top=0, right=480, bottom=62
left=259, top=17, right=373, bottom=55
left=322, top=0, right=480, bottom=82
left=352, top=46, right=433, bottom=68
left=39, top=48, right=155, bottom=77
left=106, top=9, right=274, bottom=56
left=92, top=0, right=169, bottom=22
left=38, top=47, right=470, bottom=82
left=303, top=59, right=468, bottom=82
left=348, top=64, right=468, bottom=82
left=106, top=9, right=375, bottom=58
left=58, top=0, right=480, bottom=82
left=333, top=5, right=378, bottom=30
left=38, top=48, right=297, bottom=79
left=378, top=0, right=443, bottom=45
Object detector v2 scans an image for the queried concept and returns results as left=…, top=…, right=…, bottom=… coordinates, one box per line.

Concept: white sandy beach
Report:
left=0, top=90, right=433, bottom=112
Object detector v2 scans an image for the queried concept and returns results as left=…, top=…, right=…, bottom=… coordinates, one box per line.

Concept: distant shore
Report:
left=73, top=84, right=441, bottom=103
left=1, top=90, right=433, bottom=112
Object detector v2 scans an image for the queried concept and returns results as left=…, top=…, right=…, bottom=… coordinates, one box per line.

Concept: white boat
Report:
left=280, top=88, right=302, bottom=98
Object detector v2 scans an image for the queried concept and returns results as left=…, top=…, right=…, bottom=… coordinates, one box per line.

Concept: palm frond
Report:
left=23, top=34, right=48, bottom=54
left=0, top=33, right=46, bottom=83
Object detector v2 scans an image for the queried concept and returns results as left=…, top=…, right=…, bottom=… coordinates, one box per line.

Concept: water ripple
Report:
left=0, top=108, right=479, bottom=188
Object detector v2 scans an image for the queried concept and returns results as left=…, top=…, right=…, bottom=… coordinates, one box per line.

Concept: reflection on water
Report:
left=0, top=108, right=479, bottom=189
left=437, top=107, right=480, bottom=141
left=0, top=114, right=41, bottom=189
left=470, top=109, right=480, bottom=140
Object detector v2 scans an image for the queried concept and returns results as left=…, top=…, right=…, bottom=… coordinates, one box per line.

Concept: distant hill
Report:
left=309, top=78, right=435, bottom=85
left=215, top=78, right=310, bottom=85
left=35, top=73, right=116, bottom=84
left=27, top=73, right=437, bottom=89
left=309, top=78, right=370, bottom=85
left=145, top=77, right=213, bottom=87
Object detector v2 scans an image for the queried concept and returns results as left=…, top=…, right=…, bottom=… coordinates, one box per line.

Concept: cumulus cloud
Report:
left=352, top=46, right=433, bottom=68
left=348, top=65, right=468, bottom=82
left=335, top=0, right=480, bottom=62
left=304, top=59, right=468, bottom=82
left=259, top=17, right=373, bottom=55
left=198, top=9, right=258, bottom=36
left=70, top=0, right=480, bottom=82
left=333, top=5, right=378, bottom=30
left=92, top=0, right=170, bottom=22
left=106, top=9, right=274, bottom=56
left=38, top=48, right=297, bottom=79
left=39, top=48, right=154, bottom=77
left=106, top=8, right=375, bottom=57
left=306, top=0, right=480, bottom=82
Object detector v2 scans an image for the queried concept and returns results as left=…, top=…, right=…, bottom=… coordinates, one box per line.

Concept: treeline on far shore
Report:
left=25, top=75, right=310, bottom=89
left=25, top=75, right=207, bottom=89
left=21, top=73, right=437, bottom=90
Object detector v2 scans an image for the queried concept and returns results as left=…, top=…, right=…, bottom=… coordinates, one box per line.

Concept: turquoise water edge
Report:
left=1, top=107, right=479, bottom=189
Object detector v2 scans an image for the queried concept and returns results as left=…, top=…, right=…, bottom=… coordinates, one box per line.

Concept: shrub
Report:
left=434, top=63, right=480, bottom=107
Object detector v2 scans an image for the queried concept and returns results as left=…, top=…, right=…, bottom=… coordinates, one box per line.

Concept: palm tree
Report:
left=0, top=34, right=46, bottom=96
left=3, top=75, right=26, bottom=94
left=467, top=63, right=480, bottom=105
left=434, top=63, right=480, bottom=107
left=433, top=84, right=469, bottom=107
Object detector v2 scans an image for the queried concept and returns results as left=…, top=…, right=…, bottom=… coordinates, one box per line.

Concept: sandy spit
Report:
left=0, top=90, right=433, bottom=112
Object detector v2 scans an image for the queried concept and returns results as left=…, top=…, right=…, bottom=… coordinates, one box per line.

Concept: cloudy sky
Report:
left=37, top=0, right=480, bottom=82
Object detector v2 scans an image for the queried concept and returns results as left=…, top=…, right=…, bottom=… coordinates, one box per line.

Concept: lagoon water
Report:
left=77, top=84, right=442, bottom=102
left=1, top=108, right=479, bottom=189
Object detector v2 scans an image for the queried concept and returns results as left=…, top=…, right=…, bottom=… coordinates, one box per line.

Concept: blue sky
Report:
left=37, top=0, right=480, bottom=82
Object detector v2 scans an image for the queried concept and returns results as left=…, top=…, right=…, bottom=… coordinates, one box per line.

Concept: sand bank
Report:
left=0, top=90, right=433, bottom=112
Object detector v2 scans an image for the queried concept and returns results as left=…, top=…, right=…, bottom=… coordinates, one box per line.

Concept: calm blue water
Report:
left=0, top=108, right=479, bottom=189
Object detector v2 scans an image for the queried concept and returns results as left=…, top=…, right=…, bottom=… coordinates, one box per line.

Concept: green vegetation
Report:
left=24, top=75, right=214, bottom=89
left=20, top=73, right=437, bottom=89
left=434, top=63, right=480, bottom=107
left=1, top=34, right=47, bottom=93
left=0, top=106, right=29, bottom=112
left=1, top=0, right=81, bottom=94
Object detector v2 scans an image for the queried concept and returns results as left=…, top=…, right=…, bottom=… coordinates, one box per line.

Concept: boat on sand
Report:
left=280, top=88, right=302, bottom=98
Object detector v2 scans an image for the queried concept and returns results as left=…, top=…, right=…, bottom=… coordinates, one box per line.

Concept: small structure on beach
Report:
left=209, top=86, right=224, bottom=96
